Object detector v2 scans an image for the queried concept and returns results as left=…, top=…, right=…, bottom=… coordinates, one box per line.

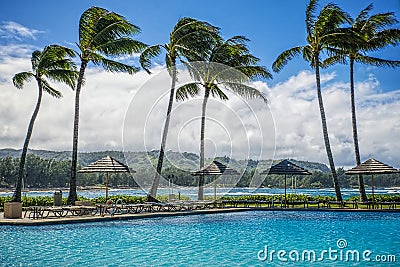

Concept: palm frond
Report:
left=78, top=6, right=145, bottom=77
left=306, top=0, right=318, bottom=36
left=235, top=65, right=272, bottom=80
left=93, top=56, right=139, bottom=74
left=223, top=82, right=268, bottom=103
left=31, top=50, right=42, bottom=72
left=181, top=61, right=205, bottom=82
left=47, top=69, right=78, bottom=89
left=369, top=29, right=400, bottom=49
left=175, top=82, right=202, bottom=101
left=171, top=18, right=220, bottom=45
left=12, top=72, right=34, bottom=89
left=40, top=79, right=62, bottom=98
left=272, top=46, right=303, bottom=72
left=355, top=55, right=400, bottom=68
left=79, top=7, right=108, bottom=49
left=171, top=18, right=220, bottom=62
left=140, top=45, right=162, bottom=73
left=45, top=45, right=76, bottom=59
left=209, top=84, right=229, bottom=101
left=354, top=3, right=373, bottom=28
left=322, top=54, right=347, bottom=68
left=97, top=37, right=147, bottom=56
left=323, top=30, right=364, bottom=51
left=225, top=35, right=250, bottom=45
left=368, top=12, right=398, bottom=32
left=315, top=3, right=352, bottom=37
left=91, top=16, right=140, bottom=49
left=36, top=45, right=77, bottom=73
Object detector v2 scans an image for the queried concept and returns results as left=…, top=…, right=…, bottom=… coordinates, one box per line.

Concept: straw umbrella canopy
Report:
left=191, top=161, right=239, bottom=200
left=260, top=159, right=311, bottom=205
left=345, top=158, right=399, bottom=203
left=78, top=156, right=135, bottom=200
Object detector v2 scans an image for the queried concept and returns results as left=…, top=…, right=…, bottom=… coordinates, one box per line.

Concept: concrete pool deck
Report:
left=1, top=207, right=400, bottom=226
left=0, top=208, right=254, bottom=226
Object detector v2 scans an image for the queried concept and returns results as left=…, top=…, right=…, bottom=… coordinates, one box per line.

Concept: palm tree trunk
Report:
left=349, top=59, right=367, bottom=202
left=68, top=61, right=87, bottom=205
left=11, top=80, right=43, bottom=202
left=147, top=61, right=177, bottom=201
left=198, top=87, right=210, bottom=200
left=315, top=62, right=342, bottom=202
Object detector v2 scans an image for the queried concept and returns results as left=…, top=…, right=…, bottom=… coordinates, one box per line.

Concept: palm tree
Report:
left=11, top=45, right=77, bottom=202
left=177, top=36, right=272, bottom=199
left=140, top=18, right=220, bottom=201
left=323, top=4, right=400, bottom=201
left=68, top=7, right=146, bottom=204
left=272, top=0, right=352, bottom=202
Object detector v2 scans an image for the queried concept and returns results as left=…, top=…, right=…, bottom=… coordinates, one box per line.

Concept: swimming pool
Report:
left=1, top=210, right=399, bottom=266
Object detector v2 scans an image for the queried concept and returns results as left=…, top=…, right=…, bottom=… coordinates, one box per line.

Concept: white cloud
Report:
left=262, top=71, right=400, bottom=168
left=0, top=52, right=399, bottom=169
left=0, top=44, right=36, bottom=59
left=0, top=21, right=43, bottom=40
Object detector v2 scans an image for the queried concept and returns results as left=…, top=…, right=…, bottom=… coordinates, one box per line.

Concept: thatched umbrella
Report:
left=260, top=159, right=311, bottom=205
left=191, top=161, right=239, bottom=200
left=78, top=156, right=135, bottom=200
left=345, top=158, right=399, bottom=203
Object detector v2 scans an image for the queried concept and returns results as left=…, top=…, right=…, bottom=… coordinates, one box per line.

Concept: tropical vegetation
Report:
left=68, top=7, right=147, bottom=204
left=272, top=0, right=355, bottom=202
left=10, top=45, right=77, bottom=202
left=176, top=36, right=272, bottom=199
left=5, top=1, right=399, bottom=204
left=2, top=152, right=400, bottom=190
left=3, top=193, right=400, bottom=212
left=139, top=18, right=220, bottom=201
left=323, top=4, right=400, bottom=201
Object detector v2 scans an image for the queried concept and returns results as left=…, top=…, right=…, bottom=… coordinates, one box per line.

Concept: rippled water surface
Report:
left=1, top=211, right=399, bottom=266
left=1, top=187, right=399, bottom=199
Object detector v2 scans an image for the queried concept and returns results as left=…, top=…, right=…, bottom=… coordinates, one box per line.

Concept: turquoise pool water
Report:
left=1, top=211, right=399, bottom=266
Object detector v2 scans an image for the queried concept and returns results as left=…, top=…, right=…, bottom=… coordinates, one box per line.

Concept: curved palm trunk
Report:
left=68, top=61, right=87, bottom=205
left=350, top=59, right=367, bottom=201
left=147, top=62, right=177, bottom=201
left=315, top=62, right=342, bottom=202
left=198, top=87, right=210, bottom=200
left=11, top=80, right=43, bottom=202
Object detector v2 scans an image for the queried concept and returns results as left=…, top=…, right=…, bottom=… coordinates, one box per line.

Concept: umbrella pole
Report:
left=284, top=174, right=287, bottom=208
left=371, top=174, right=375, bottom=208
left=106, top=172, right=109, bottom=200
left=214, top=175, right=217, bottom=201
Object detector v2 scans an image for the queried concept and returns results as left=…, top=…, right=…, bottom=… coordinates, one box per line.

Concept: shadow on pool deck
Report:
left=1, top=207, right=400, bottom=226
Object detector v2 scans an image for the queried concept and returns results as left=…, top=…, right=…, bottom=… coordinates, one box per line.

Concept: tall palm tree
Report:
left=272, top=0, right=352, bottom=202
left=11, top=45, right=77, bottom=202
left=177, top=36, right=272, bottom=199
left=323, top=4, right=400, bottom=201
left=68, top=7, right=146, bottom=204
left=140, top=18, right=220, bottom=201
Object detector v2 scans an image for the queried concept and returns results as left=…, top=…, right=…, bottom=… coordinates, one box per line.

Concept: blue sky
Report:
left=1, top=0, right=399, bottom=90
left=0, top=0, right=399, bottom=168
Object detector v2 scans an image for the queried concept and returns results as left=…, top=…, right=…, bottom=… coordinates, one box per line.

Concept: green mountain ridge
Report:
left=0, top=148, right=330, bottom=173
left=1, top=149, right=400, bottom=189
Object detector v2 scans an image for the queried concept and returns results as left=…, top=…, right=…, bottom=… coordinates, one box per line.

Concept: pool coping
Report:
left=1, top=207, right=399, bottom=226
left=0, top=208, right=253, bottom=226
